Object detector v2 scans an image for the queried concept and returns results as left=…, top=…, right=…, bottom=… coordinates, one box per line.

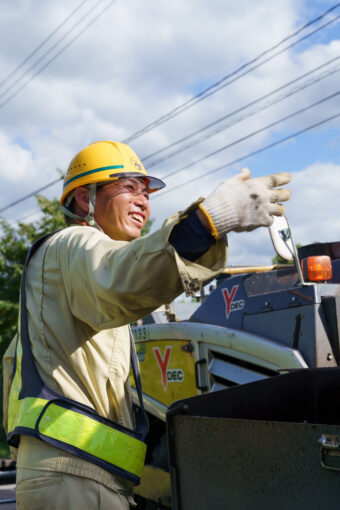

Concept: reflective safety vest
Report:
left=7, top=232, right=148, bottom=485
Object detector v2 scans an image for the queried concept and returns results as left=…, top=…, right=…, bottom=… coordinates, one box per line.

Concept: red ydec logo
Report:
left=222, top=285, right=244, bottom=318
left=153, top=346, right=172, bottom=390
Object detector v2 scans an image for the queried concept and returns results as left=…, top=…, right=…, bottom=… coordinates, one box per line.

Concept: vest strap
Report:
left=7, top=230, right=148, bottom=484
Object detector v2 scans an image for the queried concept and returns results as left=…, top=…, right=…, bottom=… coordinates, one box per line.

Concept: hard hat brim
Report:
left=109, top=172, right=166, bottom=193
left=60, top=170, right=165, bottom=205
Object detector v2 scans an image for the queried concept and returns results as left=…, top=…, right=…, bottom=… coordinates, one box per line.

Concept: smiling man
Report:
left=3, top=140, right=291, bottom=509
left=72, top=177, right=151, bottom=240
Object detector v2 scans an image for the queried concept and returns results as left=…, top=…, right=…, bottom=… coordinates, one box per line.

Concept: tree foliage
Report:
left=271, top=244, right=301, bottom=265
left=0, top=195, right=66, bottom=361
left=271, top=253, right=293, bottom=265
left=141, top=217, right=154, bottom=236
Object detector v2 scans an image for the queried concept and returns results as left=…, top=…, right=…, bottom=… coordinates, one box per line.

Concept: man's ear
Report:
left=73, top=187, right=90, bottom=214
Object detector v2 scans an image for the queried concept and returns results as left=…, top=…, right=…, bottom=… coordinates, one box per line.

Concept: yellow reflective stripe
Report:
left=8, top=313, right=146, bottom=478
left=8, top=395, right=48, bottom=432
left=8, top=326, right=47, bottom=432
left=8, top=310, right=49, bottom=433
left=197, top=203, right=219, bottom=240
left=38, top=403, right=146, bottom=477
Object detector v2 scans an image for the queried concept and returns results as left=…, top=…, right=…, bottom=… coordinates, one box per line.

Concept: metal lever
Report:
left=319, top=434, right=340, bottom=472
left=195, top=359, right=209, bottom=392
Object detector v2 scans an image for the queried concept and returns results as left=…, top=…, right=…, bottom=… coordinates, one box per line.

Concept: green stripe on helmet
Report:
left=63, top=165, right=125, bottom=188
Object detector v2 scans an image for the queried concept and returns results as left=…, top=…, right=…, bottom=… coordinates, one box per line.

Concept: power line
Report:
left=0, top=0, right=91, bottom=89
left=144, top=57, right=340, bottom=168
left=151, top=111, right=340, bottom=201
left=0, top=0, right=117, bottom=110
left=0, top=176, right=63, bottom=215
left=2, top=66, right=339, bottom=218
left=159, top=89, right=340, bottom=181
left=8, top=100, right=340, bottom=224
left=123, top=4, right=340, bottom=144
left=1, top=4, right=339, bottom=218
left=8, top=207, right=42, bottom=226
left=0, top=0, right=106, bottom=102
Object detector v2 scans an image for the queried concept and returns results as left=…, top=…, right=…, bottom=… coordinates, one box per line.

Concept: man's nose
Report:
left=133, top=193, right=149, bottom=210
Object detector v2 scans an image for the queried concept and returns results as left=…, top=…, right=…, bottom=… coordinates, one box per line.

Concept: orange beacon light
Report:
left=301, top=255, right=333, bottom=282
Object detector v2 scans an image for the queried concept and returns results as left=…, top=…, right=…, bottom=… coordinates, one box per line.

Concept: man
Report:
left=3, top=140, right=290, bottom=509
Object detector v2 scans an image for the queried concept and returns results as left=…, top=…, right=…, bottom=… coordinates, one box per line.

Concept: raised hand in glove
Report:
left=198, top=168, right=291, bottom=238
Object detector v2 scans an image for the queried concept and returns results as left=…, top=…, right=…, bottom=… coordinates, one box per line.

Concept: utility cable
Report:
left=0, top=0, right=91, bottom=89
left=1, top=68, right=339, bottom=216
left=0, top=1, right=117, bottom=216
left=159, top=89, right=340, bottom=180
left=1, top=4, right=338, bottom=216
left=144, top=57, right=340, bottom=168
left=8, top=207, right=43, bottom=226
left=0, top=0, right=107, bottom=102
left=0, top=176, right=63, bottom=214
left=8, top=100, right=339, bottom=221
left=151, top=111, right=340, bottom=201
left=0, top=0, right=117, bottom=110
left=123, top=4, right=340, bottom=144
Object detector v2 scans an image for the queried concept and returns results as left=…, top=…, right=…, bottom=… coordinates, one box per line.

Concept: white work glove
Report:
left=199, top=168, right=291, bottom=238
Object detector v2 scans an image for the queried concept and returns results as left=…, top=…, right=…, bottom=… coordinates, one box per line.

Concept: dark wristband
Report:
left=169, top=210, right=216, bottom=262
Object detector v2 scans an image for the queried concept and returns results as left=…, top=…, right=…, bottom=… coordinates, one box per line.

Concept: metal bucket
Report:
left=167, top=368, right=340, bottom=510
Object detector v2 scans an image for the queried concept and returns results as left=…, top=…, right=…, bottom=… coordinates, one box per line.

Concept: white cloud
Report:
left=225, top=162, right=340, bottom=266
left=0, top=0, right=338, bottom=240
left=286, top=162, right=340, bottom=244
left=0, top=132, right=35, bottom=182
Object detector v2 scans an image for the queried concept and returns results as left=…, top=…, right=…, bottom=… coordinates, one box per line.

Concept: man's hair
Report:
left=63, top=195, right=76, bottom=226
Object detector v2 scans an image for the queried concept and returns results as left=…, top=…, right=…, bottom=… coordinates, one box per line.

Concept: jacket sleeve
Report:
left=56, top=207, right=228, bottom=331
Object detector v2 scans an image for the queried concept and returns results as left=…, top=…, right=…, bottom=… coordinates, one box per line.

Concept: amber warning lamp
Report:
left=301, top=255, right=332, bottom=282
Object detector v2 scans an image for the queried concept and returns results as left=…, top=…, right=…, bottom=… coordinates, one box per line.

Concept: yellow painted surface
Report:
left=131, top=339, right=198, bottom=407
left=134, top=465, right=171, bottom=507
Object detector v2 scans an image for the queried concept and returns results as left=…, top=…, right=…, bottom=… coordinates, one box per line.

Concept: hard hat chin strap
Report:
left=62, top=183, right=101, bottom=230
left=84, top=183, right=100, bottom=228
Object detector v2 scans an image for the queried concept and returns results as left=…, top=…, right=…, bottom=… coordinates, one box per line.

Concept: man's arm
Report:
left=57, top=169, right=290, bottom=331
left=56, top=219, right=227, bottom=331
left=169, top=168, right=291, bottom=261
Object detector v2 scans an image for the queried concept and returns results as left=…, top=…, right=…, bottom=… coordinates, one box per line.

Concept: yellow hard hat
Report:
left=60, top=140, right=165, bottom=206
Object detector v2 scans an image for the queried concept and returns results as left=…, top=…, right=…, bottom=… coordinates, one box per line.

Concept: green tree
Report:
left=141, top=217, right=153, bottom=236
left=271, top=244, right=301, bottom=265
left=271, top=253, right=293, bottom=265
left=0, top=195, right=65, bottom=359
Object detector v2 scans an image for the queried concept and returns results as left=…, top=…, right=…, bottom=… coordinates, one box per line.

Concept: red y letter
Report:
left=222, top=285, right=238, bottom=318
left=153, top=346, right=172, bottom=391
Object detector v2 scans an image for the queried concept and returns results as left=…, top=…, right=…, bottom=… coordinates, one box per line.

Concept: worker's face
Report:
left=94, top=177, right=151, bottom=241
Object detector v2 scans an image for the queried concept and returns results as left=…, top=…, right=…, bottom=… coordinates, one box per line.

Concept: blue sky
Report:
left=240, top=124, right=340, bottom=177
left=0, top=0, right=339, bottom=264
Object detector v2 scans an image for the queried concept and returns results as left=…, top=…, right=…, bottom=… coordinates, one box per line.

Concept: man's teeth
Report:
left=131, top=213, right=143, bottom=223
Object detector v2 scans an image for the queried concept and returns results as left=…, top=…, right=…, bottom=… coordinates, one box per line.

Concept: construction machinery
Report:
left=1, top=218, right=339, bottom=509
left=131, top=218, right=340, bottom=509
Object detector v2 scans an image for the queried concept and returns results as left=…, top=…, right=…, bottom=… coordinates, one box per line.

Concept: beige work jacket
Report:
left=3, top=209, right=227, bottom=493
